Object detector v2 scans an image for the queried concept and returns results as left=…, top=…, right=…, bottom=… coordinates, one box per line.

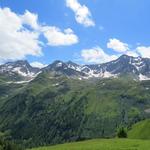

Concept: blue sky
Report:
left=0, top=0, right=150, bottom=67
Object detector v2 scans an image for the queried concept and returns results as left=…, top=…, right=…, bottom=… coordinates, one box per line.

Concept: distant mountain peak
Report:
left=1, top=55, right=150, bottom=82
left=0, top=60, right=40, bottom=81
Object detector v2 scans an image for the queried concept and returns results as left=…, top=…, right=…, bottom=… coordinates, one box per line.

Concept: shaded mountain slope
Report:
left=0, top=72, right=150, bottom=147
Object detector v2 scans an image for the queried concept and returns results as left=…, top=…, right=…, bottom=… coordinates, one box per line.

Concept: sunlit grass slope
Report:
left=128, top=119, right=150, bottom=139
left=31, top=139, right=150, bottom=150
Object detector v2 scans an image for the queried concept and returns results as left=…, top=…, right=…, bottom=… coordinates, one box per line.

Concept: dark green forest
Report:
left=0, top=72, right=150, bottom=147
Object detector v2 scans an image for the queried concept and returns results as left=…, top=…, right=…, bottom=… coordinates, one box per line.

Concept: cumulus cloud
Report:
left=136, top=46, right=150, bottom=58
left=0, top=7, right=79, bottom=62
left=81, top=46, right=118, bottom=63
left=30, top=61, right=47, bottom=68
left=42, top=27, right=78, bottom=46
left=66, top=0, right=95, bottom=27
left=0, top=7, right=42, bottom=61
left=107, top=38, right=129, bottom=52
left=125, top=51, right=138, bottom=57
left=106, top=38, right=150, bottom=58
left=79, top=38, right=150, bottom=64
left=21, top=10, right=39, bottom=30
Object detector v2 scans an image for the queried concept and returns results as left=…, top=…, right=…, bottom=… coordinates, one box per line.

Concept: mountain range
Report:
left=0, top=54, right=150, bottom=147
left=0, top=55, right=150, bottom=83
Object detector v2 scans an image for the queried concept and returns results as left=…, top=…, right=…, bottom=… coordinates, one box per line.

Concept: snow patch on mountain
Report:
left=139, top=74, right=150, bottom=81
left=1, top=55, right=150, bottom=82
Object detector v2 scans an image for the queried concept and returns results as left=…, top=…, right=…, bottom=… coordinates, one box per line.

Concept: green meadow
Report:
left=31, top=139, right=150, bottom=150
left=128, top=119, right=150, bottom=139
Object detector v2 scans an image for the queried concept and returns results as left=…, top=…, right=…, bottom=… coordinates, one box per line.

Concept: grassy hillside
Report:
left=0, top=73, right=150, bottom=147
left=128, top=119, right=150, bottom=139
left=31, top=139, right=150, bottom=150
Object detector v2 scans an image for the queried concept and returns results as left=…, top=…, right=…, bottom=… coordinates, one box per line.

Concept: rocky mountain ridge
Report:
left=1, top=55, right=150, bottom=81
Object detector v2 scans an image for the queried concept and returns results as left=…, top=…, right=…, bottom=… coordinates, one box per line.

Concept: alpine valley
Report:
left=0, top=55, right=150, bottom=147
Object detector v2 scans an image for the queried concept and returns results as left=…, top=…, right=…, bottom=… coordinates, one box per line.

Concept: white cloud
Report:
left=30, top=61, right=47, bottom=68
left=107, top=38, right=150, bottom=58
left=81, top=46, right=118, bottom=63
left=125, top=51, right=138, bottom=57
left=66, top=0, right=95, bottom=27
left=0, top=7, right=42, bottom=61
left=136, top=46, right=150, bottom=58
left=0, top=7, right=79, bottom=62
left=107, top=38, right=129, bottom=52
left=42, top=27, right=78, bottom=46
left=21, top=10, right=39, bottom=30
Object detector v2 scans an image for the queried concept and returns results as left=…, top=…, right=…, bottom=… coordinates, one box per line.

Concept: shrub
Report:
left=0, top=139, right=24, bottom=150
left=117, top=127, right=127, bottom=138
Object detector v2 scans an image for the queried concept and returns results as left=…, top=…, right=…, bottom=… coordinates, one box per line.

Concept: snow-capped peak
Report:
left=1, top=55, right=150, bottom=82
left=0, top=60, right=40, bottom=80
